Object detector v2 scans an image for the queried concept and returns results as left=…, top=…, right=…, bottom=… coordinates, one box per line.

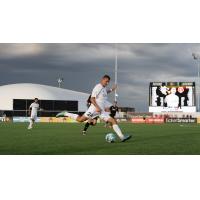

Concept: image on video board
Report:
left=149, top=82, right=196, bottom=112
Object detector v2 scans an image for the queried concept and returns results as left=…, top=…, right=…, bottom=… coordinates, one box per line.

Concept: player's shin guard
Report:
left=112, top=124, right=124, bottom=140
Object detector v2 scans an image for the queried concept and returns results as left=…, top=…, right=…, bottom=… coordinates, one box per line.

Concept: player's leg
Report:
left=56, top=105, right=98, bottom=123
left=109, top=114, right=115, bottom=128
left=101, top=112, right=131, bottom=142
left=92, top=118, right=97, bottom=126
left=104, top=113, right=112, bottom=128
left=108, top=117, right=124, bottom=140
left=82, top=118, right=97, bottom=135
left=28, top=117, right=34, bottom=129
left=104, top=103, right=111, bottom=128
left=108, top=117, right=131, bottom=142
left=83, top=122, right=90, bottom=135
left=56, top=111, right=88, bottom=122
left=83, top=119, right=92, bottom=135
left=57, top=111, right=80, bottom=120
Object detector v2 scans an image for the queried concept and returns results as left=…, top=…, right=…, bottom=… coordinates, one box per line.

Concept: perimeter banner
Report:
left=0, top=117, right=12, bottom=122
left=166, top=118, right=197, bottom=123
left=12, top=117, right=77, bottom=123
left=131, top=118, right=164, bottom=124
left=40, top=117, right=77, bottom=123
left=13, top=117, right=40, bottom=123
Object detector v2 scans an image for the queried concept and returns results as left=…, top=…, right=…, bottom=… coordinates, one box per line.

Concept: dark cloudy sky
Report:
left=0, top=43, right=199, bottom=111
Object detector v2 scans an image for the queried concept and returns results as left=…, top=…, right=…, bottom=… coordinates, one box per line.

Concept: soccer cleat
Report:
left=82, top=131, right=86, bottom=135
left=27, top=126, right=32, bottom=130
left=121, top=135, right=132, bottom=142
left=56, top=111, right=68, bottom=118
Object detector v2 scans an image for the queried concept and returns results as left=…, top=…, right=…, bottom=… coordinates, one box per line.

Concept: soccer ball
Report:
left=105, top=133, right=116, bottom=143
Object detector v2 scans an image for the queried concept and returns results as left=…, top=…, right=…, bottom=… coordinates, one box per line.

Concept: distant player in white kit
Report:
left=28, top=98, right=40, bottom=129
left=56, top=75, right=131, bottom=142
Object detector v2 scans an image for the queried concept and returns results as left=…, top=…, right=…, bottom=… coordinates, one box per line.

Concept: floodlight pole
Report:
left=198, top=61, right=200, bottom=111
left=192, top=53, right=200, bottom=112
left=114, top=44, right=118, bottom=103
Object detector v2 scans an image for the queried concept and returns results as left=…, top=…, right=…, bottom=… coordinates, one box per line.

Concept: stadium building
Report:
left=0, top=83, right=89, bottom=118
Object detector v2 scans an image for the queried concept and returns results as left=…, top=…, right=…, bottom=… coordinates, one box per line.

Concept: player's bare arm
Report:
left=107, top=84, right=117, bottom=94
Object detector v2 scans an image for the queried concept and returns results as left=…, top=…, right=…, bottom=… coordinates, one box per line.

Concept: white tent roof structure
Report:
left=0, top=83, right=89, bottom=111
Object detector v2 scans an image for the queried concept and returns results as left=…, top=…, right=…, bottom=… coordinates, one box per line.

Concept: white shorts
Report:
left=84, top=104, right=99, bottom=119
left=84, top=104, right=111, bottom=122
left=30, top=114, right=37, bottom=121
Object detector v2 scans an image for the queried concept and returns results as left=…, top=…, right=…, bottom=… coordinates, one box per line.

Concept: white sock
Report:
left=65, top=112, right=78, bottom=120
left=112, top=124, right=124, bottom=140
left=29, top=120, right=33, bottom=127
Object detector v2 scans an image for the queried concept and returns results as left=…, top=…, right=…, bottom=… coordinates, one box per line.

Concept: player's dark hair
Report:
left=34, top=98, right=38, bottom=100
left=102, top=75, right=111, bottom=80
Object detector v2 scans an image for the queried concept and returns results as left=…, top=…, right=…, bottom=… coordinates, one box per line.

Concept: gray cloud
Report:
left=0, top=43, right=199, bottom=111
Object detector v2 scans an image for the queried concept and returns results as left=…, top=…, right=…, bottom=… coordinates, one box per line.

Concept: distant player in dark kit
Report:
left=109, top=102, right=119, bottom=118
left=82, top=95, right=98, bottom=135
left=105, top=101, right=119, bottom=128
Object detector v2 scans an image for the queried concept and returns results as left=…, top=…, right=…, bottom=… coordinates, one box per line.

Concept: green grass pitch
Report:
left=0, top=122, right=200, bottom=155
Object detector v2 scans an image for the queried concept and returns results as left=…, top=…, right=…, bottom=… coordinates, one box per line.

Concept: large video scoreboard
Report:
left=149, top=82, right=196, bottom=112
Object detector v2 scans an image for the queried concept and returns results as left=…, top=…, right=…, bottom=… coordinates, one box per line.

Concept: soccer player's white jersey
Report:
left=84, top=83, right=111, bottom=121
left=30, top=102, right=39, bottom=120
left=91, top=83, right=108, bottom=109
left=104, top=100, right=112, bottom=109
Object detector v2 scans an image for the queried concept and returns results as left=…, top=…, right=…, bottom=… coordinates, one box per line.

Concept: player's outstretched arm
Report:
left=107, top=84, right=117, bottom=94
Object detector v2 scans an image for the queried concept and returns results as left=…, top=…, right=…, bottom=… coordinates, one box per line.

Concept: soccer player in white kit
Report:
left=56, top=75, right=131, bottom=142
left=28, top=98, right=40, bottom=129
